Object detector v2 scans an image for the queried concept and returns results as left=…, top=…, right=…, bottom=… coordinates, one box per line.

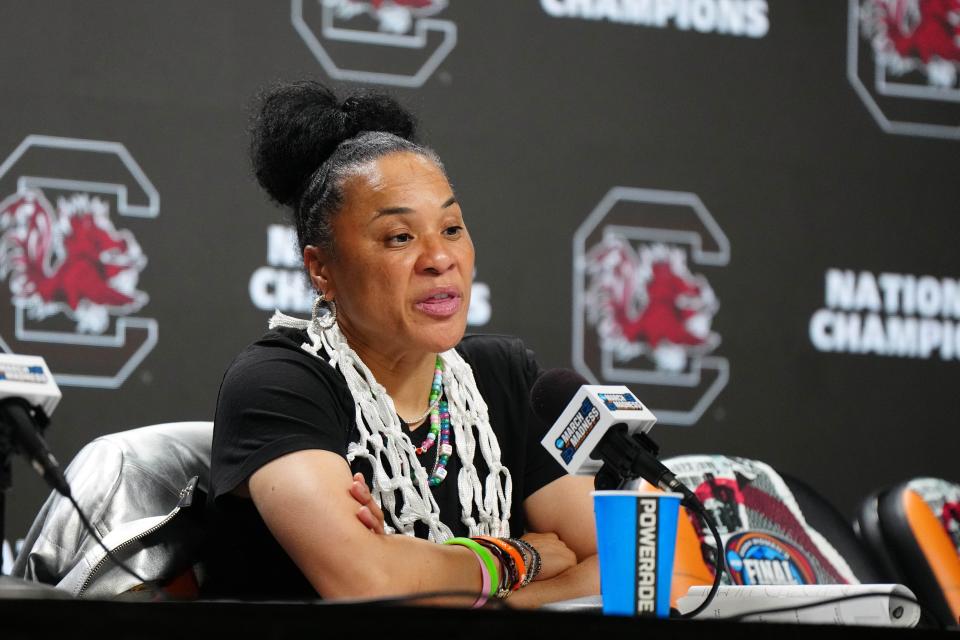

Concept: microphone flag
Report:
left=539, top=383, right=656, bottom=475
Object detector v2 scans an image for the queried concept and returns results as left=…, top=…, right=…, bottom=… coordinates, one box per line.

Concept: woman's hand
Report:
left=520, top=532, right=577, bottom=581
left=349, top=474, right=577, bottom=584
left=350, top=472, right=386, bottom=534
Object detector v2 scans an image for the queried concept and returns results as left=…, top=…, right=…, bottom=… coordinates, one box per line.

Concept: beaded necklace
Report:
left=269, top=311, right=513, bottom=539
left=412, top=357, right=452, bottom=486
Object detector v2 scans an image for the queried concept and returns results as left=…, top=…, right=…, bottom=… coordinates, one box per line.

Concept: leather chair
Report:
left=856, top=477, right=960, bottom=628
left=652, top=454, right=882, bottom=607
left=11, top=421, right=212, bottom=598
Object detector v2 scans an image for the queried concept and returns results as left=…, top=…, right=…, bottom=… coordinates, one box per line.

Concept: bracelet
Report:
left=471, top=538, right=518, bottom=598
left=503, top=538, right=533, bottom=586
left=469, top=548, right=490, bottom=608
left=443, top=537, right=499, bottom=601
left=503, top=538, right=530, bottom=574
left=476, top=536, right=527, bottom=592
left=508, top=538, right=542, bottom=586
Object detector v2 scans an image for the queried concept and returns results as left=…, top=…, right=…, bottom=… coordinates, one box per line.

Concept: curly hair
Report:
left=249, top=80, right=442, bottom=254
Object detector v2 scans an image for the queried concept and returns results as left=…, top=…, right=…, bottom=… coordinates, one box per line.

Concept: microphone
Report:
left=0, top=354, right=70, bottom=497
left=532, top=368, right=692, bottom=500
left=533, top=369, right=727, bottom=617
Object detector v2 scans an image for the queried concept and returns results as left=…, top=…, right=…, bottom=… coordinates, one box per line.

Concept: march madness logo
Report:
left=0, top=136, right=158, bottom=388
left=572, top=188, right=729, bottom=426
left=848, top=0, right=960, bottom=139
left=292, top=0, right=457, bottom=87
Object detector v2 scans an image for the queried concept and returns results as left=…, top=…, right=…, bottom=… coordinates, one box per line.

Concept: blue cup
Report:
left=592, top=490, right=682, bottom=617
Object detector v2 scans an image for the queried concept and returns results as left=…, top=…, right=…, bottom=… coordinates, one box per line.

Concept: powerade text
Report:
left=636, top=497, right=659, bottom=614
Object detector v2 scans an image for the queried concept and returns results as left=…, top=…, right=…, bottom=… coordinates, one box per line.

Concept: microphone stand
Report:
left=0, top=407, right=73, bottom=598
left=0, top=410, right=16, bottom=561
left=592, top=424, right=682, bottom=494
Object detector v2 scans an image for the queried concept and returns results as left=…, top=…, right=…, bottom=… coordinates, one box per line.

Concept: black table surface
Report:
left=0, top=595, right=951, bottom=640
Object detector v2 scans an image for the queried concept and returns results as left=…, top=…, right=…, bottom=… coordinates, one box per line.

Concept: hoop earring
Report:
left=312, top=293, right=337, bottom=332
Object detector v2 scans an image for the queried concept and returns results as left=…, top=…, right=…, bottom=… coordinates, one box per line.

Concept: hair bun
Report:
left=339, top=92, right=416, bottom=141
left=250, top=81, right=417, bottom=208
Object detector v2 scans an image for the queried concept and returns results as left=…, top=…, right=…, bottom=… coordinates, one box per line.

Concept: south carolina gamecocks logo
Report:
left=0, top=190, right=147, bottom=335
left=849, top=0, right=960, bottom=138
left=585, top=239, right=719, bottom=373
left=293, top=0, right=457, bottom=87
left=0, top=135, right=158, bottom=389
left=572, top=187, right=730, bottom=426
left=863, top=0, right=960, bottom=88
left=327, top=0, right=447, bottom=34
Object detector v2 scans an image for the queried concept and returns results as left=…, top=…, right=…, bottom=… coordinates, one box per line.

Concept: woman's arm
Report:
left=523, top=475, right=597, bottom=560
left=248, top=449, right=576, bottom=601
left=506, top=474, right=600, bottom=608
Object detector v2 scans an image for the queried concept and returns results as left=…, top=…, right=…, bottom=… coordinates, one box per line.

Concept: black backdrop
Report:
left=1, top=0, right=958, bottom=560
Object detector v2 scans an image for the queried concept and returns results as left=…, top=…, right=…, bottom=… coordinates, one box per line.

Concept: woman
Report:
left=205, top=81, right=599, bottom=606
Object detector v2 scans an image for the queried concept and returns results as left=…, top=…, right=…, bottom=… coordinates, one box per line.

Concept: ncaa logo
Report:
left=292, top=0, right=457, bottom=87
left=0, top=135, right=158, bottom=388
left=572, top=188, right=730, bottom=426
left=848, top=0, right=960, bottom=139
left=724, top=531, right=817, bottom=586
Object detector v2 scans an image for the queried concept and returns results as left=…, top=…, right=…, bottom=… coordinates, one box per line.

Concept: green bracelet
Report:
left=443, top=537, right=500, bottom=598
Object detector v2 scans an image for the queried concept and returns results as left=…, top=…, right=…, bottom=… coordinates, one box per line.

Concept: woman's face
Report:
left=307, top=151, right=474, bottom=360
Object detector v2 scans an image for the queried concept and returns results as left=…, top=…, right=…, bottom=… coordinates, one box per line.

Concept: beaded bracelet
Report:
left=503, top=538, right=531, bottom=582
left=471, top=538, right=518, bottom=598
left=507, top=538, right=542, bottom=586
left=475, top=536, right=527, bottom=592
left=503, top=538, right=533, bottom=586
left=443, top=537, right=499, bottom=602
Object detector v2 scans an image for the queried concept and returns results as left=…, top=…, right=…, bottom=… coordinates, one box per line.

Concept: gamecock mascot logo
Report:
left=325, top=0, right=447, bottom=33
left=0, top=189, right=147, bottom=335
left=294, top=0, right=456, bottom=88
left=584, top=238, right=719, bottom=373
left=861, top=0, right=960, bottom=88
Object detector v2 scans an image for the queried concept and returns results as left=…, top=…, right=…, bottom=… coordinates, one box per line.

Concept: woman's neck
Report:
left=340, top=327, right=439, bottom=428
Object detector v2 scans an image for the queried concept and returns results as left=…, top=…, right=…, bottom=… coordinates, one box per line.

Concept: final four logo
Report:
left=0, top=136, right=158, bottom=388
left=292, top=0, right=457, bottom=87
left=724, top=531, right=817, bottom=586
left=572, top=188, right=729, bottom=426
left=848, top=0, right=960, bottom=139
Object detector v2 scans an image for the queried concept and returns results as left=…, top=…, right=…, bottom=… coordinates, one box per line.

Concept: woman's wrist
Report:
left=471, top=538, right=518, bottom=598
left=507, top=537, right=542, bottom=586
left=444, top=536, right=540, bottom=605
left=443, top=537, right=499, bottom=607
left=507, top=554, right=599, bottom=609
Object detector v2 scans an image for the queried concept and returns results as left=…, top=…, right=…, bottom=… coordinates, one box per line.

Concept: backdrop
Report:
left=1, top=0, right=957, bottom=560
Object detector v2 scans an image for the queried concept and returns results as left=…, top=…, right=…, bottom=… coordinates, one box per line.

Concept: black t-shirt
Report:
left=203, top=328, right=564, bottom=600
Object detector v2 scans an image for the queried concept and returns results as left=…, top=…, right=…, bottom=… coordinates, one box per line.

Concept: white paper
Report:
left=677, top=583, right=920, bottom=627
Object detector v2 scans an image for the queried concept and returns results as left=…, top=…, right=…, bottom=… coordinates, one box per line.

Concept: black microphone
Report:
left=531, top=368, right=694, bottom=502
left=0, top=399, right=70, bottom=497
left=0, top=354, right=71, bottom=497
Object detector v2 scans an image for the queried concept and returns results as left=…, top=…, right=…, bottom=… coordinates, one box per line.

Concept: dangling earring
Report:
left=312, top=292, right=337, bottom=333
